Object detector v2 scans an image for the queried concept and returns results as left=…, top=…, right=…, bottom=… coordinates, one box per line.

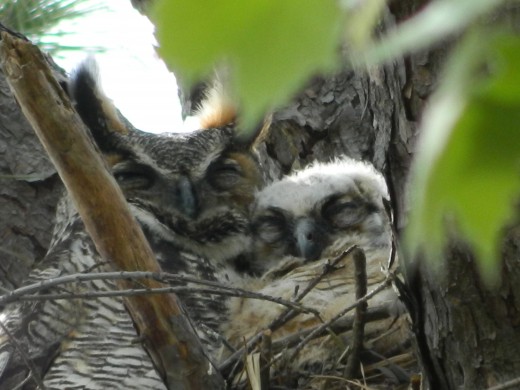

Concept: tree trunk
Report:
left=2, top=1, right=520, bottom=389
left=0, top=53, right=63, bottom=292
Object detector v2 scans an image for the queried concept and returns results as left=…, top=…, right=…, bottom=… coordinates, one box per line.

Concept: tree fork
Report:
left=0, top=31, right=224, bottom=390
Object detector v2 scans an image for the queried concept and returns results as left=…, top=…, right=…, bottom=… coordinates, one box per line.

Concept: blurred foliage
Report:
left=0, top=0, right=105, bottom=54
left=151, top=0, right=520, bottom=280
left=152, top=0, right=342, bottom=128
left=355, top=0, right=508, bottom=66
left=406, top=31, right=520, bottom=283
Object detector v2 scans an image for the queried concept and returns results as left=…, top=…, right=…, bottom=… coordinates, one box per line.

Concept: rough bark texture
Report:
left=1, top=31, right=224, bottom=390
left=412, top=238, right=520, bottom=390
left=0, top=49, right=62, bottom=292
left=1, top=1, right=520, bottom=389
left=400, top=4, right=520, bottom=390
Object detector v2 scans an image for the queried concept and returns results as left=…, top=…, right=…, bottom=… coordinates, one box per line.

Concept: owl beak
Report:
left=177, top=176, right=198, bottom=218
left=294, top=218, right=325, bottom=261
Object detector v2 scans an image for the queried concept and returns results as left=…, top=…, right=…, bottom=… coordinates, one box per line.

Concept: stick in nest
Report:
left=219, top=247, right=356, bottom=377
left=344, top=247, right=368, bottom=378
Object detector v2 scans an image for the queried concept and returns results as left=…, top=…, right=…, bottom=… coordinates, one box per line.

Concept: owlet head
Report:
left=251, top=158, right=392, bottom=273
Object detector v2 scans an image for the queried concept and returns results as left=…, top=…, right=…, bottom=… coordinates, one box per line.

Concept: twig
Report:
left=220, top=248, right=356, bottom=375
left=344, top=248, right=368, bottom=377
left=288, top=272, right=395, bottom=363
left=11, top=372, right=38, bottom=390
left=0, top=271, right=316, bottom=315
left=13, top=288, right=313, bottom=313
left=487, top=377, right=520, bottom=390
left=362, top=352, right=416, bottom=375
left=222, top=333, right=264, bottom=378
left=245, top=352, right=260, bottom=390
left=270, top=246, right=355, bottom=330
left=382, top=197, right=397, bottom=271
left=221, top=304, right=391, bottom=380
left=0, top=320, right=46, bottom=390
left=259, top=330, right=272, bottom=389
left=307, top=375, right=374, bottom=390
left=0, top=32, right=223, bottom=389
left=270, top=306, right=389, bottom=354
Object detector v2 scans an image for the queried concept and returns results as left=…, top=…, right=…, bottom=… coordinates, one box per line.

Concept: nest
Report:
left=216, top=246, right=421, bottom=390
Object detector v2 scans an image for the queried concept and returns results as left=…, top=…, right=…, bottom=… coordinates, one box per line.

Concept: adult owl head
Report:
left=68, top=58, right=266, bottom=273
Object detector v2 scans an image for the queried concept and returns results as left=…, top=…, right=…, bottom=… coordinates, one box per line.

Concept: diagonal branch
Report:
left=0, top=320, right=46, bottom=390
left=220, top=247, right=357, bottom=377
left=270, top=305, right=390, bottom=355
left=270, top=246, right=356, bottom=330
left=0, top=31, right=224, bottom=390
left=288, top=272, right=395, bottom=363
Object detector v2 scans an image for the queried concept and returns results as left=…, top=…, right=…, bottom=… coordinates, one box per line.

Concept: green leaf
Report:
left=354, top=0, right=506, bottom=66
left=152, top=0, right=342, bottom=128
left=406, top=31, right=520, bottom=283
left=342, top=0, right=386, bottom=50
left=478, top=36, right=520, bottom=105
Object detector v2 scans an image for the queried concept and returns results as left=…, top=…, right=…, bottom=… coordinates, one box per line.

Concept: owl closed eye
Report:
left=70, top=59, right=265, bottom=274
left=251, top=158, right=391, bottom=273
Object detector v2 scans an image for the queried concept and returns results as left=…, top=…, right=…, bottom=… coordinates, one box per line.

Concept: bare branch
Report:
left=0, top=320, right=46, bottom=390
left=270, top=246, right=356, bottom=330
left=259, top=330, right=272, bottom=389
left=344, top=247, right=368, bottom=378
left=288, top=272, right=395, bottom=363
left=270, top=305, right=390, bottom=354
left=0, top=32, right=223, bottom=389
left=487, top=377, right=520, bottom=390
left=220, top=248, right=356, bottom=376
left=0, top=271, right=317, bottom=315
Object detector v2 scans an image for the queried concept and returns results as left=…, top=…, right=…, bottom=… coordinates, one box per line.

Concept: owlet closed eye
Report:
left=321, top=194, right=365, bottom=229
left=254, top=207, right=290, bottom=243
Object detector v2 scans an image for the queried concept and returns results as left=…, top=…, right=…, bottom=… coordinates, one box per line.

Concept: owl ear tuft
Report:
left=194, top=72, right=271, bottom=149
left=195, top=75, right=237, bottom=130
left=69, top=57, right=128, bottom=151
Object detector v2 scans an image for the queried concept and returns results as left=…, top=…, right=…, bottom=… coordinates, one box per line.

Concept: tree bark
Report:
left=220, top=3, right=520, bottom=389
left=0, top=32, right=63, bottom=292
left=0, top=31, right=224, bottom=390
left=2, top=1, right=520, bottom=389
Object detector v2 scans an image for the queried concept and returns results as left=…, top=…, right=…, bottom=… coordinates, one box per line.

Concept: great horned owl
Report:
left=71, top=59, right=262, bottom=275
left=223, top=159, right=407, bottom=385
left=0, top=60, right=264, bottom=389
left=251, top=158, right=392, bottom=270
